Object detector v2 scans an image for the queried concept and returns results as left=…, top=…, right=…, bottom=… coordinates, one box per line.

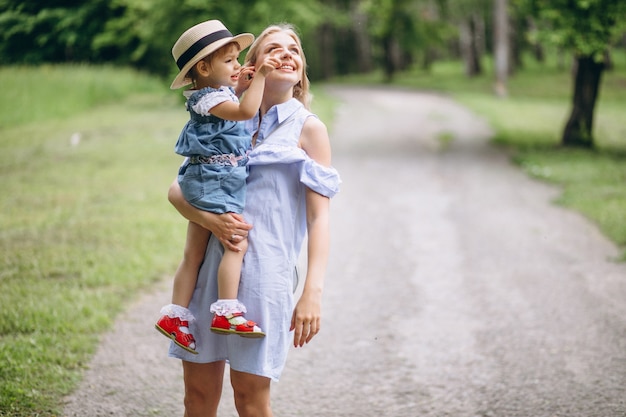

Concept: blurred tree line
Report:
left=1, top=0, right=624, bottom=147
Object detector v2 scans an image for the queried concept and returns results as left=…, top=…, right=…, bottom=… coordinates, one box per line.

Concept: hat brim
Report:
left=170, top=33, right=254, bottom=90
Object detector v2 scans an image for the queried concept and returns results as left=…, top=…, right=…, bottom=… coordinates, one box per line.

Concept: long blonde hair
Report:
left=244, top=24, right=311, bottom=109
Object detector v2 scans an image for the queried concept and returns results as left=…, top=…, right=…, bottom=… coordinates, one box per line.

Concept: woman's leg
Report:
left=182, top=360, right=225, bottom=417
left=230, top=369, right=273, bottom=417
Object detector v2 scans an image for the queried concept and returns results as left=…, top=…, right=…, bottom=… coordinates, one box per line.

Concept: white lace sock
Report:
left=159, top=304, right=196, bottom=323
left=210, top=299, right=247, bottom=316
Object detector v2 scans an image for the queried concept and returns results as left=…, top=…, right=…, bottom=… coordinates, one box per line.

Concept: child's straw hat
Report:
left=170, top=20, right=254, bottom=89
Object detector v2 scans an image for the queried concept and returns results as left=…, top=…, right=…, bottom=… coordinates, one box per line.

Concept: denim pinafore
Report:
left=175, top=86, right=251, bottom=214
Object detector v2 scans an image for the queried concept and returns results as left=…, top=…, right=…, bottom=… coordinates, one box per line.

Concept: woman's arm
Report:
left=168, top=180, right=252, bottom=252
left=291, top=117, right=333, bottom=347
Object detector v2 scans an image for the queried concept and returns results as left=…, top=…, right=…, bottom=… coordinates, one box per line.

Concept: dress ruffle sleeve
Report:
left=191, top=88, right=237, bottom=116
left=249, top=144, right=341, bottom=198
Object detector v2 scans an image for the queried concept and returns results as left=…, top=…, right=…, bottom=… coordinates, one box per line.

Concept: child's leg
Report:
left=210, top=238, right=265, bottom=337
left=172, top=221, right=211, bottom=307
left=216, top=237, right=247, bottom=300
left=155, top=221, right=209, bottom=354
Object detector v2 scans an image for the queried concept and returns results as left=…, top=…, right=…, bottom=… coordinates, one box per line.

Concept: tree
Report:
left=443, top=0, right=491, bottom=77
left=364, top=0, right=454, bottom=81
left=493, top=0, right=509, bottom=96
left=0, top=0, right=120, bottom=64
left=458, top=12, right=484, bottom=76
left=520, top=0, right=626, bottom=148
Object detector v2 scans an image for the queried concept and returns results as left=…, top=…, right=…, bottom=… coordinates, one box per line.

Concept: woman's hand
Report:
left=212, top=212, right=252, bottom=252
left=168, top=180, right=252, bottom=252
left=290, top=288, right=322, bottom=348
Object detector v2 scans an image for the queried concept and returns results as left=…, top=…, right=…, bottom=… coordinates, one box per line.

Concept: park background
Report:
left=0, top=0, right=625, bottom=415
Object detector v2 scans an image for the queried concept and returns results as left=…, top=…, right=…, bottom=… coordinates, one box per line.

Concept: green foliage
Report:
left=88, top=0, right=330, bottom=80
left=0, top=0, right=334, bottom=81
left=518, top=0, right=626, bottom=59
left=0, top=0, right=123, bottom=64
left=362, top=0, right=457, bottom=77
left=0, top=65, right=185, bottom=416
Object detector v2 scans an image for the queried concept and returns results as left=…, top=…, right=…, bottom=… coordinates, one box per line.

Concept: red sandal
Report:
left=211, top=312, right=265, bottom=338
left=155, top=315, right=198, bottom=354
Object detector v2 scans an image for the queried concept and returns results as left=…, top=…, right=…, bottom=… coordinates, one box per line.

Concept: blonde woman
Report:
left=167, top=24, right=340, bottom=417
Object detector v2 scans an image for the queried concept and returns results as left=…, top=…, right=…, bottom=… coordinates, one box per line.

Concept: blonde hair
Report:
left=244, top=24, right=311, bottom=109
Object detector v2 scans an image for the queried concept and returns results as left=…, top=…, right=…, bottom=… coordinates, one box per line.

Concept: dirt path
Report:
left=62, top=86, right=626, bottom=416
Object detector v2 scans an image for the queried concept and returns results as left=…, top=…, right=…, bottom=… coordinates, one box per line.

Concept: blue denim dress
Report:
left=175, top=86, right=251, bottom=214
left=169, top=98, right=341, bottom=381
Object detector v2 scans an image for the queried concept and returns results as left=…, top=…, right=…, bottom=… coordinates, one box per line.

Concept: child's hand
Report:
left=255, top=56, right=281, bottom=77
left=235, top=66, right=254, bottom=96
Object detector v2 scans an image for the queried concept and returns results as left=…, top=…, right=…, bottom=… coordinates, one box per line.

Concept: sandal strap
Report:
left=226, top=313, right=258, bottom=326
left=178, top=332, right=195, bottom=343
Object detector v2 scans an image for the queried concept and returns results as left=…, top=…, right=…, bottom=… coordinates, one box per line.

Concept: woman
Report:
left=166, top=24, right=341, bottom=417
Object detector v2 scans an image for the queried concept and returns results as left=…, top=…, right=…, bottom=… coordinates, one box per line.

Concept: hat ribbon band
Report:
left=176, top=29, right=233, bottom=70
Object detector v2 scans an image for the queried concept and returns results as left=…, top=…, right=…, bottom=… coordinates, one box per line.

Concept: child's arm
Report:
left=210, top=56, right=280, bottom=121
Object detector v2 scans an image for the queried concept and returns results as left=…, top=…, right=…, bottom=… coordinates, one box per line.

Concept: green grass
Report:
left=0, top=65, right=167, bottom=129
left=516, top=148, right=626, bottom=251
left=335, top=52, right=626, bottom=258
left=0, top=66, right=338, bottom=416
left=310, top=85, right=336, bottom=127
left=0, top=67, right=188, bottom=416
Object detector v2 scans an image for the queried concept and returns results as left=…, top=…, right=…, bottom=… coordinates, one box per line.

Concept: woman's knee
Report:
left=182, top=361, right=225, bottom=417
left=231, top=369, right=272, bottom=417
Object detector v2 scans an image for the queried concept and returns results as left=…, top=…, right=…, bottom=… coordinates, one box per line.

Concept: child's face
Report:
left=206, top=44, right=242, bottom=88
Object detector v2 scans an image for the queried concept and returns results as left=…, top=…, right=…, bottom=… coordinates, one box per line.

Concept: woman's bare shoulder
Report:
left=299, top=115, right=331, bottom=165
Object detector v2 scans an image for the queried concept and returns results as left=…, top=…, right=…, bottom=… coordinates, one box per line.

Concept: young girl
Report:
left=155, top=20, right=280, bottom=354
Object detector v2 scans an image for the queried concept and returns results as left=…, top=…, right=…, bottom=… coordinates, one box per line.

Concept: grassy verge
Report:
left=0, top=66, right=339, bottom=416
left=0, top=65, right=166, bottom=130
left=335, top=54, right=626, bottom=259
left=0, top=66, right=189, bottom=416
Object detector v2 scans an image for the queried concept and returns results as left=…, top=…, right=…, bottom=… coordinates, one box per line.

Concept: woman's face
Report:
left=256, top=31, right=303, bottom=89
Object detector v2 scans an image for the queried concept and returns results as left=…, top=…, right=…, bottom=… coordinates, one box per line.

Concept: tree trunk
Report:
left=459, top=16, right=482, bottom=77
left=510, top=14, right=523, bottom=73
left=527, top=17, right=544, bottom=63
left=562, top=56, right=604, bottom=148
left=317, top=23, right=334, bottom=79
left=351, top=5, right=373, bottom=73
left=422, top=48, right=436, bottom=71
left=493, top=0, right=509, bottom=97
left=382, top=35, right=399, bottom=82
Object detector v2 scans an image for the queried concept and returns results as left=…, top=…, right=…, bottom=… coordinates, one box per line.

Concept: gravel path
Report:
left=62, top=86, right=626, bottom=417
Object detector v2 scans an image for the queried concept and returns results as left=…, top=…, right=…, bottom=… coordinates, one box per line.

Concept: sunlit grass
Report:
left=0, top=64, right=167, bottom=129
left=0, top=69, right=186, bottom=415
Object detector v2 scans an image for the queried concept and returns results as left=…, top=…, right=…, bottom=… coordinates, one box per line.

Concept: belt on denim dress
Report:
left=189, top=153, right=247, bottom=167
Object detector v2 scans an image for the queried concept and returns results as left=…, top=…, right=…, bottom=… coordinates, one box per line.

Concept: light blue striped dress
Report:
left=168, top=98, right=341, bottom=381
